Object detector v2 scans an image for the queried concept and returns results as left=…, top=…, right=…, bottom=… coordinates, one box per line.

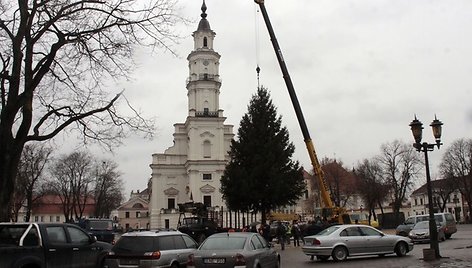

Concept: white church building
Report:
left=149, top=1, right=235, bottom=229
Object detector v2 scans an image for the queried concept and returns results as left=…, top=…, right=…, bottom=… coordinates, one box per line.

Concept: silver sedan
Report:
left=302, top=224, right=414, bottom=261
left=187, top=232, right=280, bottom=268
left=408, top=220, right=446, bottom=243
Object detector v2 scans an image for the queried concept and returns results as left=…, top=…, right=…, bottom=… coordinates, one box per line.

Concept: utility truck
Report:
left=176, top=202, right=222, bottom=244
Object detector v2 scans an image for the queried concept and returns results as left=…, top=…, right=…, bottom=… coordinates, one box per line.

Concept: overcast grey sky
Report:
left=86, top=0, right=472, bottom=195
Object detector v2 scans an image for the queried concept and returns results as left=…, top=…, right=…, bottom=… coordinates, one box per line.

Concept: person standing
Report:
left=260, top=222, right=271, bottom=242
left=276, top=221, right=286, bottom=250
left=292, top=221, right=301, bottom=247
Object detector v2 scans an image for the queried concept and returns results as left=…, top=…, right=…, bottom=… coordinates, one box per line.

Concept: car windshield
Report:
left=414, top=221, right=429, bottom=229
left=316, top=226, right=340, bottom=236
left=199, top=236, right=246, bottom=250
left=414, top=220, right=440, bottom=229
left=114, top=236, right=157, bottom=253
left=87, top=220, right=113, bottom=230
left=182, top=217, right=201, bottom=225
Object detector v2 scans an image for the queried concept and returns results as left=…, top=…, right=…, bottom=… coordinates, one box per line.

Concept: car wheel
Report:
left=170, top=263, right=179, bottom=268
left=395, top=242, right=408, bottom=257
left=274, top=257, right=280, bottom=268
left=332, top=246, right=348, bottom=261
left=317, top=255, right=330, bottom=261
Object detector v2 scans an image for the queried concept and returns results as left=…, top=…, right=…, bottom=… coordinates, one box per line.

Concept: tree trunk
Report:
left=261, top=210, right=267, bottom=224
left=0, top=138, right=24, bottom=222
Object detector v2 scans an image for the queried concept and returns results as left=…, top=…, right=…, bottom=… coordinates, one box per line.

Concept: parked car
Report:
left=302, top=224, right=413, bottom=262
left=0, top=222, right=111, bottom=268
left=78, top=218, right=115, bottom=244
left=396, top=214, right=428, bottom=236
left=408, top=221, right=446, bottom=243
left=396, top=212, right=457, bottom=238
left=435, top=212, right=457, bottom=239
left=104, top=230, right=198, bottom=268
left=187, top=232, right=280, bottom=268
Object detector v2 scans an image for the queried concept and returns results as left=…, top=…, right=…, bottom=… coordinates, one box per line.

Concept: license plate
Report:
left=120, top=259, right=139, bottom=265
left=204, top=258, right=226, bottom=264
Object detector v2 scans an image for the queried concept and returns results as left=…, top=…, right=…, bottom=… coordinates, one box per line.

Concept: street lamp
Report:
left=409, top=115, right=443, bottom=260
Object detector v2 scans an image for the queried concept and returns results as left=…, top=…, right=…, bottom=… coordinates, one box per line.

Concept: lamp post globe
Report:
left=409, top=116, right=423, bottom=145
left=430, top=116, right=443, bottom=147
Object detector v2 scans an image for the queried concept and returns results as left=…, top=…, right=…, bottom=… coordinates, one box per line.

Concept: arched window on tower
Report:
left=203, top=140, right=211, bottom=158
left=203, top=37, right=208, bottom=47
left=203, top=101, right=209, bottom=116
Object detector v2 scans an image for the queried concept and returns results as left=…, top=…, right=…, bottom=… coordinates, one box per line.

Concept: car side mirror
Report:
left=90, top=235, right=97, bottom=243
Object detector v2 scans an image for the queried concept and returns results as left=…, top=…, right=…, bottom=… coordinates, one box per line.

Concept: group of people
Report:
left=273, top=220, right=303, bottom=250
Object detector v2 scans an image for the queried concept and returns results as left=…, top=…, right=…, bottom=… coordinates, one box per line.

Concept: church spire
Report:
left=201, top=0, right=207, bottom=19
left=197, top=0, right=211, bottom=31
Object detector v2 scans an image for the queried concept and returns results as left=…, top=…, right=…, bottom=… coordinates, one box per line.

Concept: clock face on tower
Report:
left=203, top=60, right=209, bottom=66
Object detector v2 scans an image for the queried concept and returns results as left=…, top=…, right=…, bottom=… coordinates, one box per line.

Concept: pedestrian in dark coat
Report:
left=292, top=221, right=301, bottom=247
left=276, top=221, right=286, bottom=250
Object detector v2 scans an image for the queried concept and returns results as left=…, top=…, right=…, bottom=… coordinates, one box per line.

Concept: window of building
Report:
left=165, top=219, right=170, bottom=229
left=203, top=195, right=211, bottom=207
left=415, top=199, right=418, bottom=206
left=168, top=198, right=175, bottom=209
left=34, top=216, right=38, bottom=222
left=125, top=212, right=130, bottom=218
left=203, top=140, right=211, bottom=158
left=40, top=216, right=44, bottom=222
left=136, top=211, right=140, bottom=218
left=203, top=37, right=208, bottom=47
left=204, top=107, right=209, bottom=116
left=56, top=216, right=60, bottom=222
left=203, top=173, right=212, bottom=180
left=420, top=198, right=423, bottom=205
left=50, top=216, right=53, bottom=222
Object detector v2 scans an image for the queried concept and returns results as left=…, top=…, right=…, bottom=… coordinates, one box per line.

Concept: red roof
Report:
left=32, top=195, right=95, bottom=215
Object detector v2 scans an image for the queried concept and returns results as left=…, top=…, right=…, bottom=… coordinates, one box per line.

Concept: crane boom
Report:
left=254, top=0, right=334, bottom=209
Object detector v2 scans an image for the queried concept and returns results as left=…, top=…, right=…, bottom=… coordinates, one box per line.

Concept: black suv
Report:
left=104, top=230, right=198, bottom=268
left=78, top=218, right=115, bottom=244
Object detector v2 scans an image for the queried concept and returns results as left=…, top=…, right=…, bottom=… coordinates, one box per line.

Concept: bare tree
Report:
left=49, top=151, right=94, bottom=222
left=432, top=177, right=458, bottom=212
left=93, top=159, right=124, bottom=218
left=354, top=158, right=390, bottom=225
left=320, top=157, right=357, bottom=208
left=12, top=143, right=52, bottom=222
left=376, top=140, right=423, bottom=224
left=440, top=138, right=472, bottom=223
left=0, top=0, right=185, bottom=221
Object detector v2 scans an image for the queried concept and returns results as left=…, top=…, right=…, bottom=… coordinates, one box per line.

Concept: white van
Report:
left=396, top=212, right=457, bottom=238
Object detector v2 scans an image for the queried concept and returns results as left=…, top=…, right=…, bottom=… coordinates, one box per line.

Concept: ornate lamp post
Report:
left=409, top=115, right=443, bottom=260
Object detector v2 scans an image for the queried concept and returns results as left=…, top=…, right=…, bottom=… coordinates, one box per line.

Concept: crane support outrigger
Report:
left=254, top=0, right=350, bottom=224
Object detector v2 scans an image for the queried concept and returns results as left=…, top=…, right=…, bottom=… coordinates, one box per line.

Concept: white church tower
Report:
left=149, top=1, right=234, bottom=229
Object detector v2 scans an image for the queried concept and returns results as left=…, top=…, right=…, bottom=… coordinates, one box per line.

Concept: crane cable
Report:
left=254, top=3, right=261, bottom=89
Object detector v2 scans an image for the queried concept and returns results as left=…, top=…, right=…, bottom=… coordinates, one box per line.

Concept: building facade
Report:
left=115, top=188, right=151, bottom=231
left=149, top=2, right=234, bottom=229
left=410, top=178, right=468, bottom=223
